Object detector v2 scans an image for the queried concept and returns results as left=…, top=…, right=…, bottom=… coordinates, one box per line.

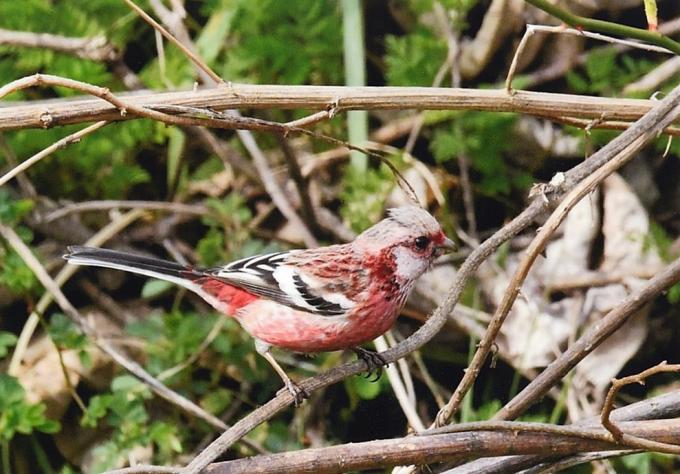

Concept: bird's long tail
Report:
left=64, top=246, right=204, bottom=290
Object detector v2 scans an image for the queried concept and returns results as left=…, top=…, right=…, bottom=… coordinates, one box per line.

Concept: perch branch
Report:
left=0, top=84, right=675, bottom=131
left=203, top=419, right=680, bottom=474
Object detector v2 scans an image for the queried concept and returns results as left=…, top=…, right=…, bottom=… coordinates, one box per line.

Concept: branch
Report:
left=0, top=84, right=674, bottom=132
left=601, top=361, right=680, bottom=453
left=525, top=0, right=680, bottom=55
left=0, top=28, right=118, bottom=61
left=432, top=84, right=680, bottom=428
left=448, top=389, right=680, bottom=473
left=203, top=419, right=680, bottom=474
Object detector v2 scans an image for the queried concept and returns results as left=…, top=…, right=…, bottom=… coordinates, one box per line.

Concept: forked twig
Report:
left=601, top=361, right=680, bottom=453
left=506, top=24, right=674, bottom=93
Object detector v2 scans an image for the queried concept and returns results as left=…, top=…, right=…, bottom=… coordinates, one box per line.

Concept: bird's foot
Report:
left=353, top=347, right=389, bottom=382
left=277, top=378, right=309, bottom=406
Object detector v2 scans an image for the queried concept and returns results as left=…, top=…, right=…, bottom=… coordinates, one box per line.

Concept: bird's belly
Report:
left=235, top=299, right=398, bottom=352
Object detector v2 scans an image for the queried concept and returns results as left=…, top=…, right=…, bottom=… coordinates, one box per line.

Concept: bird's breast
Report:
left=234, top=299, right=400, bottom=353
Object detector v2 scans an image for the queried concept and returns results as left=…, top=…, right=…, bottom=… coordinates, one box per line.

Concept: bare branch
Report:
left=0, top=84, right=674, bottom=132
left=0, top=28, right=118, bottom=61
left=203, top=419, right=680, bottom=474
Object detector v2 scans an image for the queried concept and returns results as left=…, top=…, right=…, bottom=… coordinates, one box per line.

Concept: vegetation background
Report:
left=0, top=0, right=679, bottom=472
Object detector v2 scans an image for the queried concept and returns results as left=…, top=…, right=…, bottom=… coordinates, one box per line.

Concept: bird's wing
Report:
left=207, top=251, right=357, bottom=317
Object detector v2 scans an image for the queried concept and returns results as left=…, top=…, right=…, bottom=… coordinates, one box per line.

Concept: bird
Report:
left=64, top=206, right=454, bottom=404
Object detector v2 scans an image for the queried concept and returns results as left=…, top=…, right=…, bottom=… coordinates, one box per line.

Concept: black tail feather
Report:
left=64, top=246, right=203, bottom=280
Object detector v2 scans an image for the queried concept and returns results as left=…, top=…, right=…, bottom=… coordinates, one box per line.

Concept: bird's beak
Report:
left=438, top=237, right=457, bottom=253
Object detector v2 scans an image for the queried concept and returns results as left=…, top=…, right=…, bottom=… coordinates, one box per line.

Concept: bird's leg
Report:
left=352, top=347, right=389, bottom=382
left=255, top=339, right=308, bottom=406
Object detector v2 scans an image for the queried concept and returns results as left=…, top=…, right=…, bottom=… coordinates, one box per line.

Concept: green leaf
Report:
left=141, top=279, right=174, bottom=299
left=81, top=394, right=112, bottom=428
left=196, top=7, right=235, bottom=64
left=200, top=388, right=233, bottom=415
left=345, top=374, right=383, bottom=401
left=0, top=332, right=18, bottom=358
left=149, top=421, right=182, bottom=455
left=111, top=375, right=145, bottom=394
left=0, top=249, right=38, bottom=295
left=0, top=374, right=25, bottom=410
left=667, top=283, right=680, bottom=304
left=385, top=27, right=447, bottom=86
left=48, top=314, right=87, bottom=351
left=0, top=374, right=60, bottom=440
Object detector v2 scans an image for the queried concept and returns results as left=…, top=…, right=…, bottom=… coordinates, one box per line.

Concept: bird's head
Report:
left=355, top=206, right=455, bottom=281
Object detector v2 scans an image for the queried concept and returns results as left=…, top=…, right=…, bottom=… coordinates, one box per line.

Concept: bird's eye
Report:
left=414, top=236, right=430, bottom=250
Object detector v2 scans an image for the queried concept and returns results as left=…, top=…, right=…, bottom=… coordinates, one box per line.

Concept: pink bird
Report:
left=64, top=206, right=454, bottom=403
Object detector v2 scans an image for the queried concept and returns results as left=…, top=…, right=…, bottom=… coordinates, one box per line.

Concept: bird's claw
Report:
left=278, top=378, right=309, bottom=406
left=353, top=347, right=388, bottom=382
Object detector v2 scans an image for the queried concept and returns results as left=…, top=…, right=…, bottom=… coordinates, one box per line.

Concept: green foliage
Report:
left=566, top=48, right=656, bottom=96
left=340, top=163, right=395, bottom=232
left=47, top=314, right=92, bottom=367
left=0, top=374, right=60, bottom=441
left=0, top=191, right=38, bottom=294
left=197, top=194, right=278, bottom=266
left=431, top=112, right=531, bottom=196
left=614, top=451, right=674, bottom=474
left=385, top=27, right=447, bottom=86
left=0, top=249, right=38, bottom=295
left=80, top=375, right=181, bottom=471
left=126, top=312, right=214, bottom=377
left=344, top=373, right=389, bottom=404
left=0, top=332, right=17, bottom=358
left=218, top=0, right=343, bottom=85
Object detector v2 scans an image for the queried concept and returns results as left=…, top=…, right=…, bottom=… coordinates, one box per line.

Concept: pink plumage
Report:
left=64, top=206, right=454, bottom=403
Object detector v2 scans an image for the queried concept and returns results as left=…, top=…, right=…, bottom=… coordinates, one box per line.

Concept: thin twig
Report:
left=123, top=0, right=222, bottom=85
left=276, top=134, right=323, bottom=236
left=506, top=23, right=674, bottom=92
left=494, top=257, right=680, bottom=422
left=0, top=121, right=107, bottom=187
left=0, top=133, right=37, bottom=198
left=374, top=334, right=426, bottom=432
left=43, top=200, right=212, bottom=223
left=601, top=361, right=680, bottom=453
left=525, top=0, right=680, bottom=55
left=0, top=28, right=118, bottom=61
left=449, top=389, right=680, bottom=472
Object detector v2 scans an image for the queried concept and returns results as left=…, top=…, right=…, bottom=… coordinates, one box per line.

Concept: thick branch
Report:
left=0, top=85, right=671, bottom=131
left=204, top=419, right=680, bottom=474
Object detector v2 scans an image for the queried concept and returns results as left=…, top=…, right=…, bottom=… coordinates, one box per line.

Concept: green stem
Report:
left=342, top=0, right=368, bottom=172
left=525, top=0, right=680, bottom=56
